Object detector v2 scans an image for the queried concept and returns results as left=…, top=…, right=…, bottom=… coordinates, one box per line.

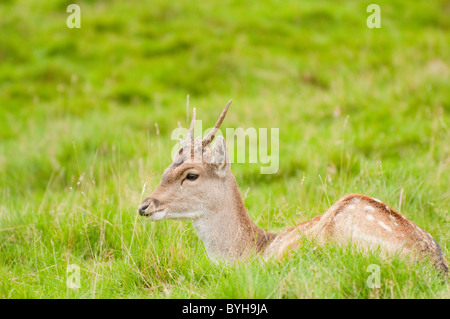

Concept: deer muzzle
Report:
left=138, top=198, right=167, bottom=220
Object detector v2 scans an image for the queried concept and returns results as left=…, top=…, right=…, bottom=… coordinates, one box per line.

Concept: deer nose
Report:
left=138, top=203, right=150, bottom=215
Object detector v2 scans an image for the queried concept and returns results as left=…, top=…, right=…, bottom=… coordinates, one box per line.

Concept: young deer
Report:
left=138, top=100, right=448, bottom=274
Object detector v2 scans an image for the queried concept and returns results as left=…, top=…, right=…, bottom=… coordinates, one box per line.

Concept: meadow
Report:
left=0, top=0, right=449, bottom=298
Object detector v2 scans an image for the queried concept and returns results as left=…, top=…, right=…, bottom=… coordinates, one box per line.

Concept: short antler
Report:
left=178, top=107, right=197, bottom=156
left=202, top=99, right=232, bottom=148
left=188, top=108, right=196, bottom=158
left=178, top=100, right=232, bottom=156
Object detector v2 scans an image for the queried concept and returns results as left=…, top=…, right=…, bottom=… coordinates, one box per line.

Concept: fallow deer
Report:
left=138, top=100, right=448, bottom=275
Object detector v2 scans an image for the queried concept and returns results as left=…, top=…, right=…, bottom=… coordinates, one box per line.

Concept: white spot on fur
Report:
left=366, top=214, right=374, bottom=221
left=385, top=205, right=390, bottom=212
left=416, top=226, right=427, bottom=236
left=378, top=221, right=392, bottom=232
left=347, top=204, right=356, bottom=210
left=431, top=239, right=436, bottom=248
left=351, top=197, right=360, bottom=204
left=388, top=214, right=398, bottom=227
left=364, top=205, right=375, bottom=212
left=350, top=224, right=360, bottom=234
left=373, top=198, right=382, bottom=203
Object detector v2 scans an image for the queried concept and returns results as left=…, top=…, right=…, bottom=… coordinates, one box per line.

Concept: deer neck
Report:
left=192, top=174, right=276, bottom=262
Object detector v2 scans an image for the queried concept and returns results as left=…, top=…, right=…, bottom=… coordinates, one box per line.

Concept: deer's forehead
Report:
left=160, top=158, right=217, bottom=184
left=161, top=161, right=202, bottom=182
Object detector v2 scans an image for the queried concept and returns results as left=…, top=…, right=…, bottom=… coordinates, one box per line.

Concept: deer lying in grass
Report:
left=138, top=100, right=448, bottom=275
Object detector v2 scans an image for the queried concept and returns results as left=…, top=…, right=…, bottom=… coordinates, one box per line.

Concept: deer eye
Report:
left=186, top=173, right=199, bottom=181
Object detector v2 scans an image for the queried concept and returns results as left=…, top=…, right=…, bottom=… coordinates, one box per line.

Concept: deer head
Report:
left=138, top=100, right=233, bottom=222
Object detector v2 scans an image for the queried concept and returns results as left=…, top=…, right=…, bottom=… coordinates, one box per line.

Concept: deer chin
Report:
left=146, top=209, right=168, bottom=221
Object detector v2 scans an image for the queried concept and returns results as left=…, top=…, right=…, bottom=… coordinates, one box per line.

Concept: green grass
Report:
left=0, top=0, right=449, bottom=298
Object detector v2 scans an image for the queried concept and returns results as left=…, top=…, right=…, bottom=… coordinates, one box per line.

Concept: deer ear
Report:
left=211, top=136, right=230, bottom=177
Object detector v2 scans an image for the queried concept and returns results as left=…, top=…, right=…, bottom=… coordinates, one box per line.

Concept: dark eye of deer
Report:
left=186, top=173, right=198, bottom=181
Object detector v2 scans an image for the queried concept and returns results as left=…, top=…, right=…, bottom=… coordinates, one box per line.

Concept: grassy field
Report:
left=0, top=0, right=449, bottom=298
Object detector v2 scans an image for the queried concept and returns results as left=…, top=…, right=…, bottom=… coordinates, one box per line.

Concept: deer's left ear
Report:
left=211, top=136, right=230, bottom=177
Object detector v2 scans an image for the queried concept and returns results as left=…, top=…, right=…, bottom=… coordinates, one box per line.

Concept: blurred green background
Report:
left=0, top=0, right=448, bottom=298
